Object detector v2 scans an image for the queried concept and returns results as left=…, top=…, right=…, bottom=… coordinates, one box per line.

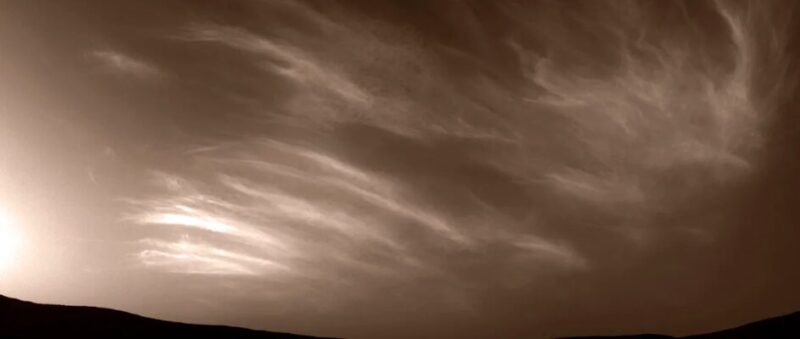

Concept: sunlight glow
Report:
left=0, top=209, right=23, bottom=274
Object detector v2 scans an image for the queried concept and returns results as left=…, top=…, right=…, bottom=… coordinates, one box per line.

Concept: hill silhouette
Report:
left=0, top=294, right=332, bottom=338
left=563, top=310, right=800, bottom=338
left=2, top=293, right=798, bottom=338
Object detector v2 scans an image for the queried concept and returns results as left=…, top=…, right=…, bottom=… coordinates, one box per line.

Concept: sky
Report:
left=1, top=1, right=799, bottom=338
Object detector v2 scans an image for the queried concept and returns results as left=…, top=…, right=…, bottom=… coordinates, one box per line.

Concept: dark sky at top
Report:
left=1, top=1, right=799, bottom=338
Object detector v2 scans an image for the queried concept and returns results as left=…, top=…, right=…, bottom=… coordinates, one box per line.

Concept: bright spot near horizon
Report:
left=0, top=209, right=23, bottom=274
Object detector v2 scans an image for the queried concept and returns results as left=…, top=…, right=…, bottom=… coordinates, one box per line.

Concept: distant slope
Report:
left=562, top=311, right=800, bottom=339
left=4, top=293, right=797, bottom=339
left=0, top=294, right=332, bottom=339
left=683, top=311, right=800, bottom=338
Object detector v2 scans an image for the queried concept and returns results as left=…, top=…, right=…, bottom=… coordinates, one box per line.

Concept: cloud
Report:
left=513, top=235, right=588, bottom=269
left=181, top=24, right=371, bottom=106
left=494, top=0, right=789, bottom=241
left=141, top=207, right=237, bottom=234
left=127, top=136, right=584, bottom=296
left=139, top=238, right=288, bottom=276
left=118, top=0, right=792, bottom=315
left=90, top=50, right=162, bottom=80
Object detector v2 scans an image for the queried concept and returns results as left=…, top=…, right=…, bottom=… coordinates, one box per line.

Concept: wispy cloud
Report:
left=128, top=136, right=583, bottom=291
left=181, top=24, right=371, bottom=106
left=118, top=0, right=792, bottom=313
left=497, top=0, right=790, bottom=241
left=89, top=50, right=162, bottom=80
left=139, top=238, right=289, bottom=276
left=513, top=235, right=588, bottom=269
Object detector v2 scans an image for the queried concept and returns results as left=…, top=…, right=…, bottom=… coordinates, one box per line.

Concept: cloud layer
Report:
left=106, top=0, right=796, bottom=335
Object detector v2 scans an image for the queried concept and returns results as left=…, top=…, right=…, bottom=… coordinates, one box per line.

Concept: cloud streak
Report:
left=139, top=238, right=289, bottom=276
left=90, top=50, right=162, bottom=80
left=117, top=0, right=793, bottom=316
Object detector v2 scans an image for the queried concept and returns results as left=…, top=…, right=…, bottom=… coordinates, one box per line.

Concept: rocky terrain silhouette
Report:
left=0, top=294, right=332, bottom=338
left=563, top=310, right=800, bottom=338
left=2, top=293, right=797, bottom=338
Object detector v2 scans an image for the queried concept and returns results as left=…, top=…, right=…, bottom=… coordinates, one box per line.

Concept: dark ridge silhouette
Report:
left=561, top=311, right=800, bottom=339
left=0, top=294, right=334, bottom=339
left=563, top=336, right=671, bottom=339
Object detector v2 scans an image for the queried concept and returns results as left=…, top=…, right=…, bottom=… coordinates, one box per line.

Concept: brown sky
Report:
left=1, top=1, right=799, bottom=338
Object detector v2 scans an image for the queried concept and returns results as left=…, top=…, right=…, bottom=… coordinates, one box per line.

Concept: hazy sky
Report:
left=1, top=1, right=799, bottom=338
